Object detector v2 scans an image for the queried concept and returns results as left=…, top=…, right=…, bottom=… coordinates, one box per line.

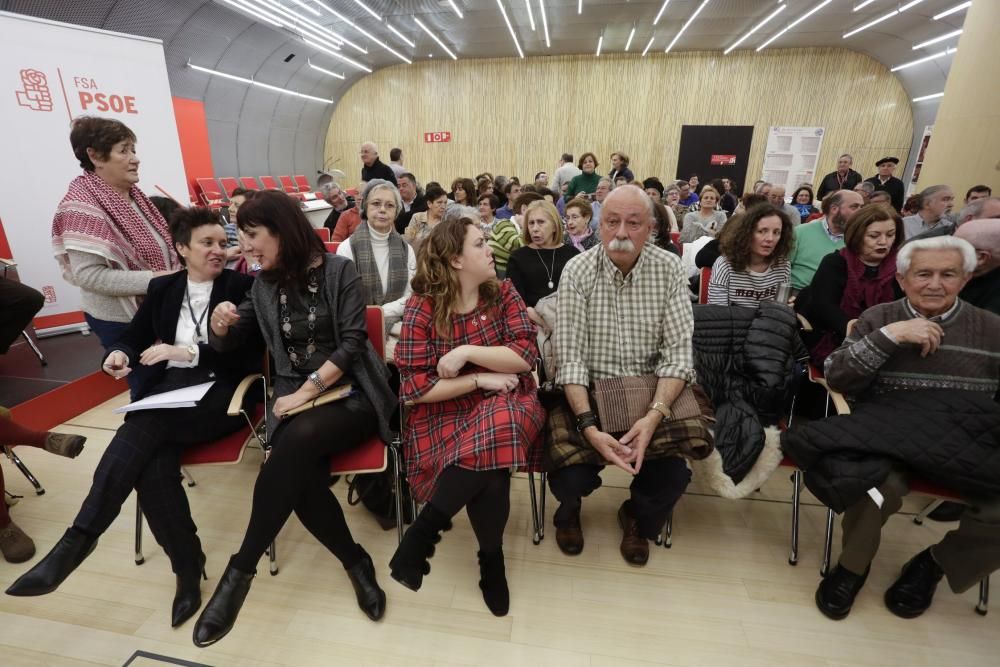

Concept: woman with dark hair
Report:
left=389, top=214, right=544, bottom=617
left=8, top=208, right=259, bottom=630
left=192, top=191, right=396, bottom=646
left=405, top=183, right=449, bottom=255
left=791, top=186, right=819, bottom=222
left=707, top=204, right=794, bottom=308
left=798, top=204, right=904, bottom=365
left=651, top=202, right=680, bottom=255
left=52, top=116, right=180, bottom=396
left=478, top=193, right=499, bottom=233
left=563, top=198, right=599, bottom=252
left=565, top=152, right=601, bottom=200
left=449, top=178, right=477, bottom=208
left=608, top=152, right=634, bottom=183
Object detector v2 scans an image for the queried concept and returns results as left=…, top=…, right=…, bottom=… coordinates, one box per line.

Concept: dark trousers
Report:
left=231, top=397, right=378, bottom=574
left=548, top=457, right=691, bottom=540
left=84, top=313, right=153, bottom=399
left=429, top=467, right=511, bottom=553
left=73, top=372, right=245, bottom=573
left=0, top=277, right=43, bottom=354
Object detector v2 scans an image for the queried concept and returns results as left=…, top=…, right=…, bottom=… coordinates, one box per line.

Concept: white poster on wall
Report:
left=0, top=11, right=187, bottom=334
left=761, top=126, right=825, bottom=197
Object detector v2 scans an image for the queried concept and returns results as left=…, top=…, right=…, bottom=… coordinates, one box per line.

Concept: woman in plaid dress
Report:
left=390, top=213, right=544, bottom=616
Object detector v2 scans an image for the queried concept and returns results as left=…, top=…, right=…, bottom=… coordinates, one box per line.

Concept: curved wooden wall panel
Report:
left=324, top=48, right=912, bottom=191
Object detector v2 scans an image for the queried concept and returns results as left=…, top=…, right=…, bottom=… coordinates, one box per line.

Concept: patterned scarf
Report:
left=350, top=221, right=409, bottom=307
left=840, top=246, right=898, bottom=318
left=52, top=170, right=177, bottom=278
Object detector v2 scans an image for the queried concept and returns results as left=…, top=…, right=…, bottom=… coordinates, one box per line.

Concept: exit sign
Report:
left=424, top=131, right=452, bottom=143
left=710, top=154, right=737, bottom=165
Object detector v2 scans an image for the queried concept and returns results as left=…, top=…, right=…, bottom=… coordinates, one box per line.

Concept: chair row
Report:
left=195, top=175, right=314, bottom=208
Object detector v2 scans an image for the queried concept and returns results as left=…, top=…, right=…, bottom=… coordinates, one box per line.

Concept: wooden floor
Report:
left=1, top=393, right=996, bottom=667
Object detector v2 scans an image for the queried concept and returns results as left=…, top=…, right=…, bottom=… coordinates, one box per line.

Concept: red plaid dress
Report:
left=397, top=281, right=545, bottom=502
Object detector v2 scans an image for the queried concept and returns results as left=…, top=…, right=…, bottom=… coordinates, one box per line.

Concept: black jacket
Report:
left=692, top=302, right=807, bottom=483
left=781, top=390, right=1000, bottom=512
left=395, top=195, right=427, bottom=234
left=361, top=159, right=397, bottom=185
left=817, top=169, right=863, bottom=200
left=104, top=269, right=262, bottom=399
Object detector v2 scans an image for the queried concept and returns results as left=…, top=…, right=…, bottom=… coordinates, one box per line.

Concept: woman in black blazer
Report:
left=7, top=207, right=262, bottom=629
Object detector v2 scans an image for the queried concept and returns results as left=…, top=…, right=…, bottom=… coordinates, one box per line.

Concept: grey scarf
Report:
left=350, top=222, right=409, bottom=307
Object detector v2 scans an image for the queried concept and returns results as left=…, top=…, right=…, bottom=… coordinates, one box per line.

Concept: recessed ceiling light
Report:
left=539, top=0, right=551, bottom=48
left=653, top=0, right=671, bottom=26
left=912, top=29, right=963, bottom=50
left=934, top=1, right=972, bottom=20
left=188, top=61, right=332, bottom=103
left=665, top=0, right=710, bottom=54
left=304, top=38, right=372, bottom=72
left=414, top=17, right=458, bottom=59
left=642, top=36, right=655, bottom=56
left=912, top=92, right=945, bottom=102
left=595, top=34, right=603, bottom=56
left=308, top=59, right=345, bottom=79
left=497, top=0, right=525, bottom=58
left=759, top=0, right=833, bottom=51
left=447, top=1, right=464, bottom=19
left=724, top=3, right=786, bottom=55
left=625, top=25, right=636, bottom=51
left=890, top=47, right=956, bottom=71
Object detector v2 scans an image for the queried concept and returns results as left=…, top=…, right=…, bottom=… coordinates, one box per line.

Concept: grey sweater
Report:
left=67, top=250, right=154, bottom=322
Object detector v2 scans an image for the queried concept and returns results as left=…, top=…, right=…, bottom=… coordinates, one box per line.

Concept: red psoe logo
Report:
left=15, top=69, right=54, bottom=112
left=41, top=286, right=57, bottom=304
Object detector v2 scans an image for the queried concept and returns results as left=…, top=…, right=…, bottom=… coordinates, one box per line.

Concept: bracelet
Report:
left=575, top=411, right=598, bottom=433
left=308, top=371, right=327, bottom=393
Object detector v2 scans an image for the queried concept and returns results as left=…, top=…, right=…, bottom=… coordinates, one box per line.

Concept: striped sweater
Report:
left=824, top=298, right=1000, bottom=399
left=487, top=218, right=523, bottom=277
left=707, top=256, right=791, bottom=308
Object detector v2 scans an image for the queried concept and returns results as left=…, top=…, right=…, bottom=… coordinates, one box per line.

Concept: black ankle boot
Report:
left=192, top=561, right=254, bottom=647
left=478, top=548, right=509, bottom=616
left=5, top=528, right=97, bottom=596
left=172, top=552, right=208, bottom=628
left=389, top=503, right=450, bottom=591
left=345, top=546, right=386, bottom=621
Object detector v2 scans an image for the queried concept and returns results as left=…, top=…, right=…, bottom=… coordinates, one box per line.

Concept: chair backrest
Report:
left=314, top=227, right=331, bottom=242
left=239, top=176, right=260, bottom=191
left=365, top=305, right=385, bottom=360
left=698, top=266, right=711, bottom=305
left=670, top=232, right=682, bottom=257
left=260, top=175, right=279, bottom=190
left=293, top=174, right=311, bottom=192
left=219, top=177, right=240, bottom=198
left=196, top=177, right=226, bottom=205
left=278, top=175, right=298, bottom=192
left=324, top=241, right=340, bottom=254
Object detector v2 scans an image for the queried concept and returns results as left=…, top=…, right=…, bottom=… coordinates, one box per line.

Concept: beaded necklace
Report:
left=279, top=267, right=319, bottom=367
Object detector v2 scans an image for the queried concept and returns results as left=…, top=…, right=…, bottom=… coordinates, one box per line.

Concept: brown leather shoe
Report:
left=0, top=520, right=36, bottom=563
left=618, top=501, right=649, bottom=566
left=43, top=433, right=86, bottom=459
left=555, top=506, right=584, bottom=556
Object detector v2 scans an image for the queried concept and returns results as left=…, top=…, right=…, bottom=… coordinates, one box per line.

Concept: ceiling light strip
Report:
left=843, top=0, right=926, bottom=39
left=351, top=0, right=381, bottom=21
left=852, top=0, right=879, bottom=9
left=222, top=0, right=284, bottom=27
left=539, top=0, right=551, bottom=48
left=913, top=92, right=944, bottom=102
left=413, top=17, right=458, bottom=59
left=290, top=0, right=321, bottom=17
left=596, top=34, right=603, bottom=56
left=497, top=0, right=525, bottom=58
left=890, top=47, right=956, bottom=71
left=913, top=29, right=963, bottom=50
left=248, top=0, right=356, bottom=52
left=315, top=2, right=412, bottom=64
left=653, top=0, right=671, bottom=26
left=448, top=1, right=464, bottom=19
left=578, top=0, right=582, bottom=15
left=386, top=23, right=416, bottom=48
left=188, top=62, right=332, bottom=103
left=304, top=38, right=372, bottom=72
left=758, top=0, right=833, bottom=51
left=308, top=59, right=345, bottom=79
left=524, top=0, right=536, bottom=31
left=625, top=26, right=636, bottom=51
left=641, top=36, right=655, bottom=56
left=934, top=1, right=972, bottom=20
left=665, top=0, right=710, bottom=53
left=724, top=2, right=786, bottom=55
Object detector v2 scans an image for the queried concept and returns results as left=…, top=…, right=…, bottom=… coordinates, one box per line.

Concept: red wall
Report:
left=0, top=214, right=12, bottom=258
left=172, top=97, right=215, bottom=204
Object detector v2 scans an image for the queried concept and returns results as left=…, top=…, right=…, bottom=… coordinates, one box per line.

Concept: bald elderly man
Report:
left=359, top=141, right=397, bottom=185
left=955, top=219, right=1000, bottom=315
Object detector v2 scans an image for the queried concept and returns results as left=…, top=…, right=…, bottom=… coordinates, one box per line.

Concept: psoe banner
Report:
left=0, top=11, right=187, bottom=334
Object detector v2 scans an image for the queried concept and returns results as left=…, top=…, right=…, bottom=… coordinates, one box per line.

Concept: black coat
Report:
left=692, top=302, right=807, bottom=483
left=361, top=159, right=397, bottom=185
left=104, top=269, right=262, bottom=399
left=781, top=390, right=1000, bottom=513
left=395, top=195, right=427, bottom=234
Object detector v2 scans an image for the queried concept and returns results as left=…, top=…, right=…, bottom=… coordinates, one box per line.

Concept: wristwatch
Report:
left=308, top=371, right=328, bottom=393
left=648, top=400, right=671, bottom=421
left=185, top=344, right=199, bottom=361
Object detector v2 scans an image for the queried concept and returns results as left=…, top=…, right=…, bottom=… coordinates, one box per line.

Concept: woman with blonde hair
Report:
left=505, top=200, right=578, bottom=326
left=681, top=186, right=728, bottom=243
left=390, top=215, right=544, bottom=617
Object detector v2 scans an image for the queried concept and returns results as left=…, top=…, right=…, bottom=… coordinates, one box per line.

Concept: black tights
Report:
left=231, top=398, right=377, bottom=574
left=429, top=467, right=511, bottom=553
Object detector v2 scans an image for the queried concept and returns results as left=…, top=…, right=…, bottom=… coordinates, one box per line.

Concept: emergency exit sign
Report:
left=424, top=131, right=451, bottom=143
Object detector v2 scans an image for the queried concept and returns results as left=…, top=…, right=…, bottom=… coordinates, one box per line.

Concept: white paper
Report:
left=867, top=487, right=884, bottom=509
left=761, top=126, right=825, bottom=196
left=113, top=381, right=215, bottom=414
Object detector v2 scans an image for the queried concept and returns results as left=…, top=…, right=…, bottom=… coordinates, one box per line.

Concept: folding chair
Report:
left=196, top=178, right=226, bottom=209
left=698, top=266, right=711, bottom=304
left=314, top=227, right=331, bottom=242
left=293, top=175, right=312, bottom=193
left=218, top=178, right=240, bottom=199
left=0, top=259, right=45, bottom=367
left=134, top=374, right=268, bottom=565
left=259, top=176, right=280, bottom=190
left=324, top=241, right=340, bottom=254
left=239, top=176, right=260, bottom=191
left=278, top=175, right=299, bottom=193
left=670, top=232, right=681, bottom=257
left=817, top=386, right=989, bottom=615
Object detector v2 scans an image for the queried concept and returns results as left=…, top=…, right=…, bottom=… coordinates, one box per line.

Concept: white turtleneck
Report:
left=337, top=226, right=416, bottom=323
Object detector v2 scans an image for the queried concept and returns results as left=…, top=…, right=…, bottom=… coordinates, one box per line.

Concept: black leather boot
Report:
left=389, top=503, right=450, bottom=591
left=478, top=548, right=509, bottom=616
left=5, top=528, right=97, bottom=596
left=192, top=561, right=254, bottom=647
left=345, top=546, right=386, bottom=621
left=172, top=552, right=208, bottom=628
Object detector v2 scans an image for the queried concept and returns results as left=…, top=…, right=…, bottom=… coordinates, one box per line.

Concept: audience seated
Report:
left=565, top=152, right=601, bottom=200
left=487, top=191, right=543, bottom=279
left=789, top=190, right=864, bottom=291
left=955, top=219, right=1000, bottom=314
left=449, top=177, right=477, bottom=209
left=404, top=183, right=449, bottom=256
left=681, top=186, right=727, bottom=243
left=767, top=185, right=802, bottom=226
left=817, top=154, right=863, bottom=200
left=322, top=182, right=355, bottom=232
left=223, top=188, right=254, bottom=268
left=563, top=198, right=599, bottom=253
left=791, top=186, right=819, bottom=222
left=853, top=181, right=874, bottom=204
left=785, top=236, right=1000, bottom=621
left=707, top=204, right=794, bottom=308
left=547, top=187, right=713, bottom=566
left=902, top=185, right=955, bottom=240
left=330, top=194, right=363, bottom=243
left=478, top=193, right=499, bottom=233
left=796, top=204, right=904, bottom=365
left=551, top=153, right=582, bottom=197
left=608, top=151, right=634, bottom=183
left=395, top=173, right=426, bottom=234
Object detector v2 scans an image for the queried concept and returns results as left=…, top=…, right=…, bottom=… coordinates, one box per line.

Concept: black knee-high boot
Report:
left=478, top=548, right=509, bottom=616
left=389, top=503, right=451, bottom=591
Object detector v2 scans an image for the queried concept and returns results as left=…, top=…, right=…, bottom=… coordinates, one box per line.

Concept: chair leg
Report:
left=21, top=330, right=47, bottom=366
left=913, top=499, right=943, bottom=526
left=528, top=471, right=542, bottom=545
left=135, top=501, right=145, bottom=565
left=539, top=472, right=546, bottom=540
left=663, top=508, right=673, bottom=549
left=789, top=469, right=802, bottom=565
left=389, top=444, right=405, bottom=545
left=182, top=466, right=197, bottom=488
left=3, top=446, right=45, bottom=495
left=268, top=540, right=278, bottom=576
left=976, top=577, right=989, bottom=616
left=820, top=508, right=835, bottom=577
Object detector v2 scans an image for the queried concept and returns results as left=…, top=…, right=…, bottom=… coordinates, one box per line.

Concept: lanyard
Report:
left=185, top=283, right=211, bottom=340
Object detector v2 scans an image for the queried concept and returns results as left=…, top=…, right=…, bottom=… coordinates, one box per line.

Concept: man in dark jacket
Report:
left=817, top=154, right=863, bottom=200
left=864, top=157, right=905, bottom=212
left=359, top=141, right=397, bottom=185
left=814, top=236, right=1000, bottom=622
left=395, top=172, right=426, bottom=234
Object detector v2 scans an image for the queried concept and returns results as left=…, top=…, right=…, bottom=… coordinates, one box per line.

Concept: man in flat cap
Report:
left=864, top=157, right=905, bottom=212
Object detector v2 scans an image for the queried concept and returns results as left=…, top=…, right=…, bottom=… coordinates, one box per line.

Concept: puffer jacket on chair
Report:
left=690, top=301, right=807, bottom=498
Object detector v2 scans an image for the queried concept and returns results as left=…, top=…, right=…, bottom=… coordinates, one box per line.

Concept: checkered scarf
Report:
left=51, top=171, right=178, bottom=278
left=350, top=221, right=409, bottom=309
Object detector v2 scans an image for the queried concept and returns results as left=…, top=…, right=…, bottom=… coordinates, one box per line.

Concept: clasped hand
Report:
left=885, top=319, right=944, bottom=357
left=102, top=343, right=192, bottom=379
left=585, top=412, right=660, bottom=475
